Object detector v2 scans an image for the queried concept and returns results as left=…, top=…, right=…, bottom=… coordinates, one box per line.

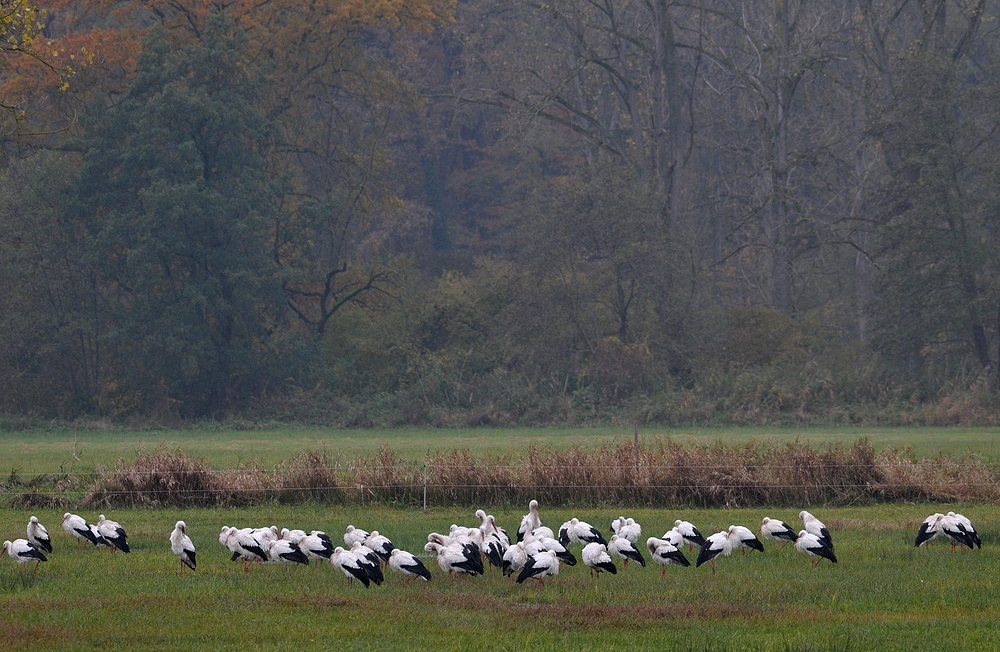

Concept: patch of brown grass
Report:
left=77, top=437, right=1000, bottom=508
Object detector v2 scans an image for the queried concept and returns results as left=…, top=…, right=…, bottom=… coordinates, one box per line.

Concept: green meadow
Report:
left=1, top=503, right=998, bottom=651
left=3, top=426, right=1000, bottom=650
left=6, top=425, right=1000, bottom=474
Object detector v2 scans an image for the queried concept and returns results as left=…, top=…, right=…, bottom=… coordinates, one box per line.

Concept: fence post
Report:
left=423, top=462, right=427, bottom=512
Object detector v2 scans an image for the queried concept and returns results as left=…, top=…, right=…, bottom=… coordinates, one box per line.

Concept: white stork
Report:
left=939, top=512, right=978, bottom=552
left=947, top=512, right=981, bottom=549
left=581, top=542, right=617, bottom=577
left=388, top=548, right=433, bottom=584
left=96, top=515, right=130, bottom=553
left=350, top=542, right=385, bottom=585
left=26, top=516, right=52, bottom=554
left=523, top=531, right=577, bottom=566
left=760, top=517, right=798, bottom=547
left=364, top=531, right=395, bottom=564
left=607, top=534, right=646, bottom=568
left=268, top=539, right=310, bottom=568
left=299, top=533, right=334, bottom=563
left=280, top=528, right=308, bottom=545
left=646, top=537, right=689, bottom=576
left=728, top=525, right=764, bottom=555
left=673, top=520, right=707, bottom=551
left=915, top=513, right=944, bottom=547
left=502, top=542, right=528, bottom=578
left=60, top=512, right=102, bottom=548
left=330, top=546, right=372, bottom=588
left=559, top=518, right=606, bottom=547
left=800, top=511, right=833, bottom=550
left=170, top=521, right=196, bottom=571
left=794, top=530, right=837, bottom=566
left=517, top=500, right=542, bottom=543
left=3, top=539, right=47, bottom=575
left=695, top=530, right=733, bottom=574
left=425, top=541, right=483, bottom=577
left=222, top=526, right=268, bottom=571
left=516, top=549, right=559, bottom=585
left=344, top=525, right=370, bottom=547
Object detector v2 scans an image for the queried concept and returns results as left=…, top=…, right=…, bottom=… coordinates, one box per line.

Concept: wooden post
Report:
left=423, top=462, right=427, bottom=512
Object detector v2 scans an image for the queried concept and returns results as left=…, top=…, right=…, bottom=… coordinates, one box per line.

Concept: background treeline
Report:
left=2, top=0, right=1000, bottom=426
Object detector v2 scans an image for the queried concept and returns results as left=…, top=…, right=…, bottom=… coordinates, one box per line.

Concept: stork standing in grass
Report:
left=696, top=530, right=733, bottom=574
left=794, top=530, right=837, bottom=566
left=581, top=542, right=617, bottom=577
left=27, top=516, right=52, bottom=554
left=607, top=534, right=646, bottom=568
left=728, top=525, right=764, bottom=556
left=96, top=515, right=130, bottom=553
left=948, top=512, right=981, bottom=549
left=646, top=537, right=689, bottom=576
left=330, top=546, right=372, bottom=588
left=673, top=520, right=707, bottom=551
left=388, top=548, right=433, bottom=584
left=760, top=517, right=798, bottom=548
left=559, top=518, right=606, bottom=547
left=170, top=521, right=196, bottom=571
left=269, top=539, right=310, bottom=569
left=517, top=549, right=559, bottom=586
left=517, top=500, right=542, bottom=543
left=344, top=525, right=370, bottom=547
left=915, top=513, right=944, bottom=547
left=61, top=513, right=102, bottom=549
left=800, top=511, right=833, bottom=551
left=3, top=539, right=47, bottom=575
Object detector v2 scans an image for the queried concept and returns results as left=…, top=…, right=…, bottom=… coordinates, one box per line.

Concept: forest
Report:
left=1, top=0, right=999, bottom=427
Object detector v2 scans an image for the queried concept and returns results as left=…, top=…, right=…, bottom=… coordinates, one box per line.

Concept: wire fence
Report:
left=4, top=451, right=999, bottom=509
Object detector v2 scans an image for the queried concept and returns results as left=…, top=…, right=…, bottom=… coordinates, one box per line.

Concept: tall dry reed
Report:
left=73, top=437, right=1000, bottom=508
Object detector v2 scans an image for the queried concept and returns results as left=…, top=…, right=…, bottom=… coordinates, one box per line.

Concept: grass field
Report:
left=5, top=424, right=1000, bottom=475
left=3, top=426, right=1000, bottom=650
left=1, top=503, right=998, bottom=651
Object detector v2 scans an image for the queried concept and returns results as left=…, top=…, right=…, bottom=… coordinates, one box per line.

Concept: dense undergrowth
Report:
left=5, top=438, right=997, bottom=509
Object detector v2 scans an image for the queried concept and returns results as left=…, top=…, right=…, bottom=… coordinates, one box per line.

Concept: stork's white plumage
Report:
left=660, top=529, right=685, bottom=548
left=223, top=526, right=269, bottom=571
left=350, top=542, right=385, bottom=585
left=523, top=532, right=577, bottom=566
left=695, top=530, right=733, bottom=574
left=60, top=512, right=102, bottom=548
left=559, top=518, right=606, bottom=547
left=280, top=528, right=308, bottom=545
left=915, top=513, right=944, bottom=547
left=330, top=546, right=372, bottom=588
left=27, top=516, right=52, bottom=554
left=502, top=542, right=528, bottom=578
left=728, top=525, right=764, bottom=555
left=673, top=520, right=707, bottom=550
left=517, top=500, right=541, bottom=543
left=388, top=548, right=432, bottom=583
left=344, top=525, right=370, bottom=547
left=170, top=521, right=196, bottom=571
left=646, top=537, right=689, bottom=576
left=517, top=549, right=559, bottom=585
left=760, top=517, right=798, bottom=546
left=364, top=531, right=395, bottom=564
left=3, top=539, right=47, bottom=574
left=947, top=512, right=981, bottom=549
left=616, top=518, right=642, bottom=544
left=425, top=541, right=483, bottom=577
left=96, top=515, right=130, bottom=553
left=939, top=512, right=979, bottom=552
left=299, top=533, right=334, bottom=562
left=581, top=542, right=616, bottom=576
left=607, top=534, right=646, bottom=568
left=799, top=511, right=833, bottom=550
left=794, top=530, right=837, bottom=566
left=269, top=539, right=310, bottom=567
